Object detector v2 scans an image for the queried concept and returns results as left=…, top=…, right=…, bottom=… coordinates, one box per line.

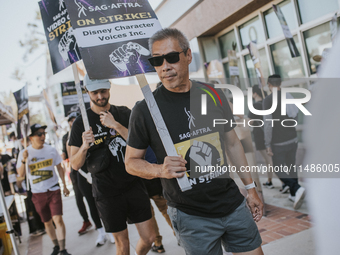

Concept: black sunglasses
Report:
left=148, top=51, right=186, bottom=67
left=34, top=132, right=46, bottom=137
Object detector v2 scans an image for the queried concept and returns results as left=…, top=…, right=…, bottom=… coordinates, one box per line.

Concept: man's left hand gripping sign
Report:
left=109, top=42, right=150, bottom=75
left=58, top=27, right=81, bottom=62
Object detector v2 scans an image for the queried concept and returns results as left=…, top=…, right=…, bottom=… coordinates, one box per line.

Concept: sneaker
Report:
left=78, top=221, right=92, bottom=235
left=59, top=250, right=71, bottom=255
left=108, top=233, right=115, bottom=244
left=263, top=181, right=274, bottom=189
left=280, top=184, right=290, bottom=194
left=294, top=187, right=306, bottom=210
left=96, top=233, right=107, bottom=247
left=288, top=194, right=295, bottom=202
left=151, top=244, right=165, bottom=253
left=31, top=229, right=46, bottom=237
left=51, top=245, right=60, bottom=255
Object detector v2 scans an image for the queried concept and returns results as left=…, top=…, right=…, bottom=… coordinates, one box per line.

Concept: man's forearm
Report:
left=112, top=123, right=128, bottom=140
left=57, top=167, right=66, bottom=185
left=17, top=164, right=26, bottom=177
left=125, top=158, right=161, bottom=179
left=71, top=145, right=87, bottom=170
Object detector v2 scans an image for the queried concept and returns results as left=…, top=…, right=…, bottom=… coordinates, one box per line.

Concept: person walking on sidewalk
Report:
left=125, top=28, right=264, bottom=255
left=263, top=74, right=306, bottom=209
left=247, top=85, right=276, bottom=189
left=64, top=112, right=112, bottom=246
left=69, top=75, right=156, bottom=255
left=17, top=124, right=71, bottom=255
left=62, top=112, right=92, bottom=235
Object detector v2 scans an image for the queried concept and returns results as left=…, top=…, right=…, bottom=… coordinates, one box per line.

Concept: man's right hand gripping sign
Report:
left=109, top=42, right=150, bottom=75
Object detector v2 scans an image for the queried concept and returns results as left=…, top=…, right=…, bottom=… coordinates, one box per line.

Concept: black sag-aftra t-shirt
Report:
left=69, top=105, right=141, bottom=198
left=127, top=81, right=245, bottom=218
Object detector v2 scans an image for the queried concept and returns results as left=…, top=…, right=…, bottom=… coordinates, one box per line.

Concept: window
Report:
left=270, top=36, right=305, bottom=78
left=244, top=48, right=270, bottom=86
left=218, top=30, right=238, bottom=59
left=304, top=22, right=332, bottom=74
left=239, top=16, right=266, bottom=49
left=264, top=0, right=297, bottom=39
left=201, top=38, right=220, bottom=63
left=297, top=0, right=339, bottom=24
left=223, top=59, right=247, bottom=90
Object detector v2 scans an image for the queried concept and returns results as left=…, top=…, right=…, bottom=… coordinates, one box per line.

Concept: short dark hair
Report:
left=252, top=85, right=267, bottom=99
left=268, top=74, right=282, bottom=87
left=9, top=132, right=15, bottom=139
left=149, top=28, right=190, bottom=55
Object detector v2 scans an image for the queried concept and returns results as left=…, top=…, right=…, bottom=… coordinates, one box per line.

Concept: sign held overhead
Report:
left=64, top=0, right=162, bottom=79
left=38, top=0, right=82, bottom=74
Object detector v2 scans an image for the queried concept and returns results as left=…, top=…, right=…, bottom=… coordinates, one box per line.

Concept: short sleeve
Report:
left=127, top=102, right=150, bottom=150
left=53, top=147, right=63, bottom=166
left=115, top=106, right=131, bottom=128
left=69, top=117, right=84, bottom=148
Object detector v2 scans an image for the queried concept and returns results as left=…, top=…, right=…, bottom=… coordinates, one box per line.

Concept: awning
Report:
left=0, top=101, right=15, bottom=125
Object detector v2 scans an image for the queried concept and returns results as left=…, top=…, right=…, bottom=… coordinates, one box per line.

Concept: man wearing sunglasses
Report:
left=125, top=28, right=264, bottom=255
left=17, top=124, right=71, bottom=255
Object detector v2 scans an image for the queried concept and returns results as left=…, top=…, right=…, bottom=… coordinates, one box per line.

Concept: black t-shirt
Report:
left=127, top=81, right=244, bottom=218
left=69, top=105, right=140, bottom=198
left=263, top=91, right=297, bottom=144
left=12, top=147, right=19, bottom=160
left=1, top=154, right=13, bottom=192
left=62, top=132, right=69, bottom=159
left=1, top=154, right=12, bottom=165
left=63, top=131, right=78, bottom=175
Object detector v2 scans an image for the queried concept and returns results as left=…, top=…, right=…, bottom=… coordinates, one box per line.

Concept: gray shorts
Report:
left=168, top=199, right=262, bottom=254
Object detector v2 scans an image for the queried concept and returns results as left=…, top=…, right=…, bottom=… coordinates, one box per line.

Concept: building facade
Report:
left=154, top=0, right=340, bottom=140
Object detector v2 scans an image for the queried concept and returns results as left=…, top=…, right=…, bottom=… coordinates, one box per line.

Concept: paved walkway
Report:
left=12, top=145, right=314, bottom=255
left=11, top=174, right=314, bottom=255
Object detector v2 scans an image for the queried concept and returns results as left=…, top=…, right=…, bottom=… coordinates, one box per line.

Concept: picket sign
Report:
left=71, top=63, right=90, bottom=132
left=60, top=0, right=191, bottom=192
left=135, top=74, right=192, bottom=192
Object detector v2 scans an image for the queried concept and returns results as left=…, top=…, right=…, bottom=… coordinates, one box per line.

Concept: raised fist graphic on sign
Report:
left=58, top=27, right=80, bottom=62
left=109, top=42, right=150, bottom=75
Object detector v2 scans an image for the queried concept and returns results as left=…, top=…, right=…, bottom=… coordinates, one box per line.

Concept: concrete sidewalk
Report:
left=14, top=171, right=315, bottom=255
left=15, top=187, right=184, bottom=255
left=14, top=177, right=315, bottom=255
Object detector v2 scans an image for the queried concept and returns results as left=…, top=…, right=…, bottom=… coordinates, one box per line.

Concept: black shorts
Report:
left=95, top=183, right=152, bottom=233
left=253, top=128, right=266, bottom=151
